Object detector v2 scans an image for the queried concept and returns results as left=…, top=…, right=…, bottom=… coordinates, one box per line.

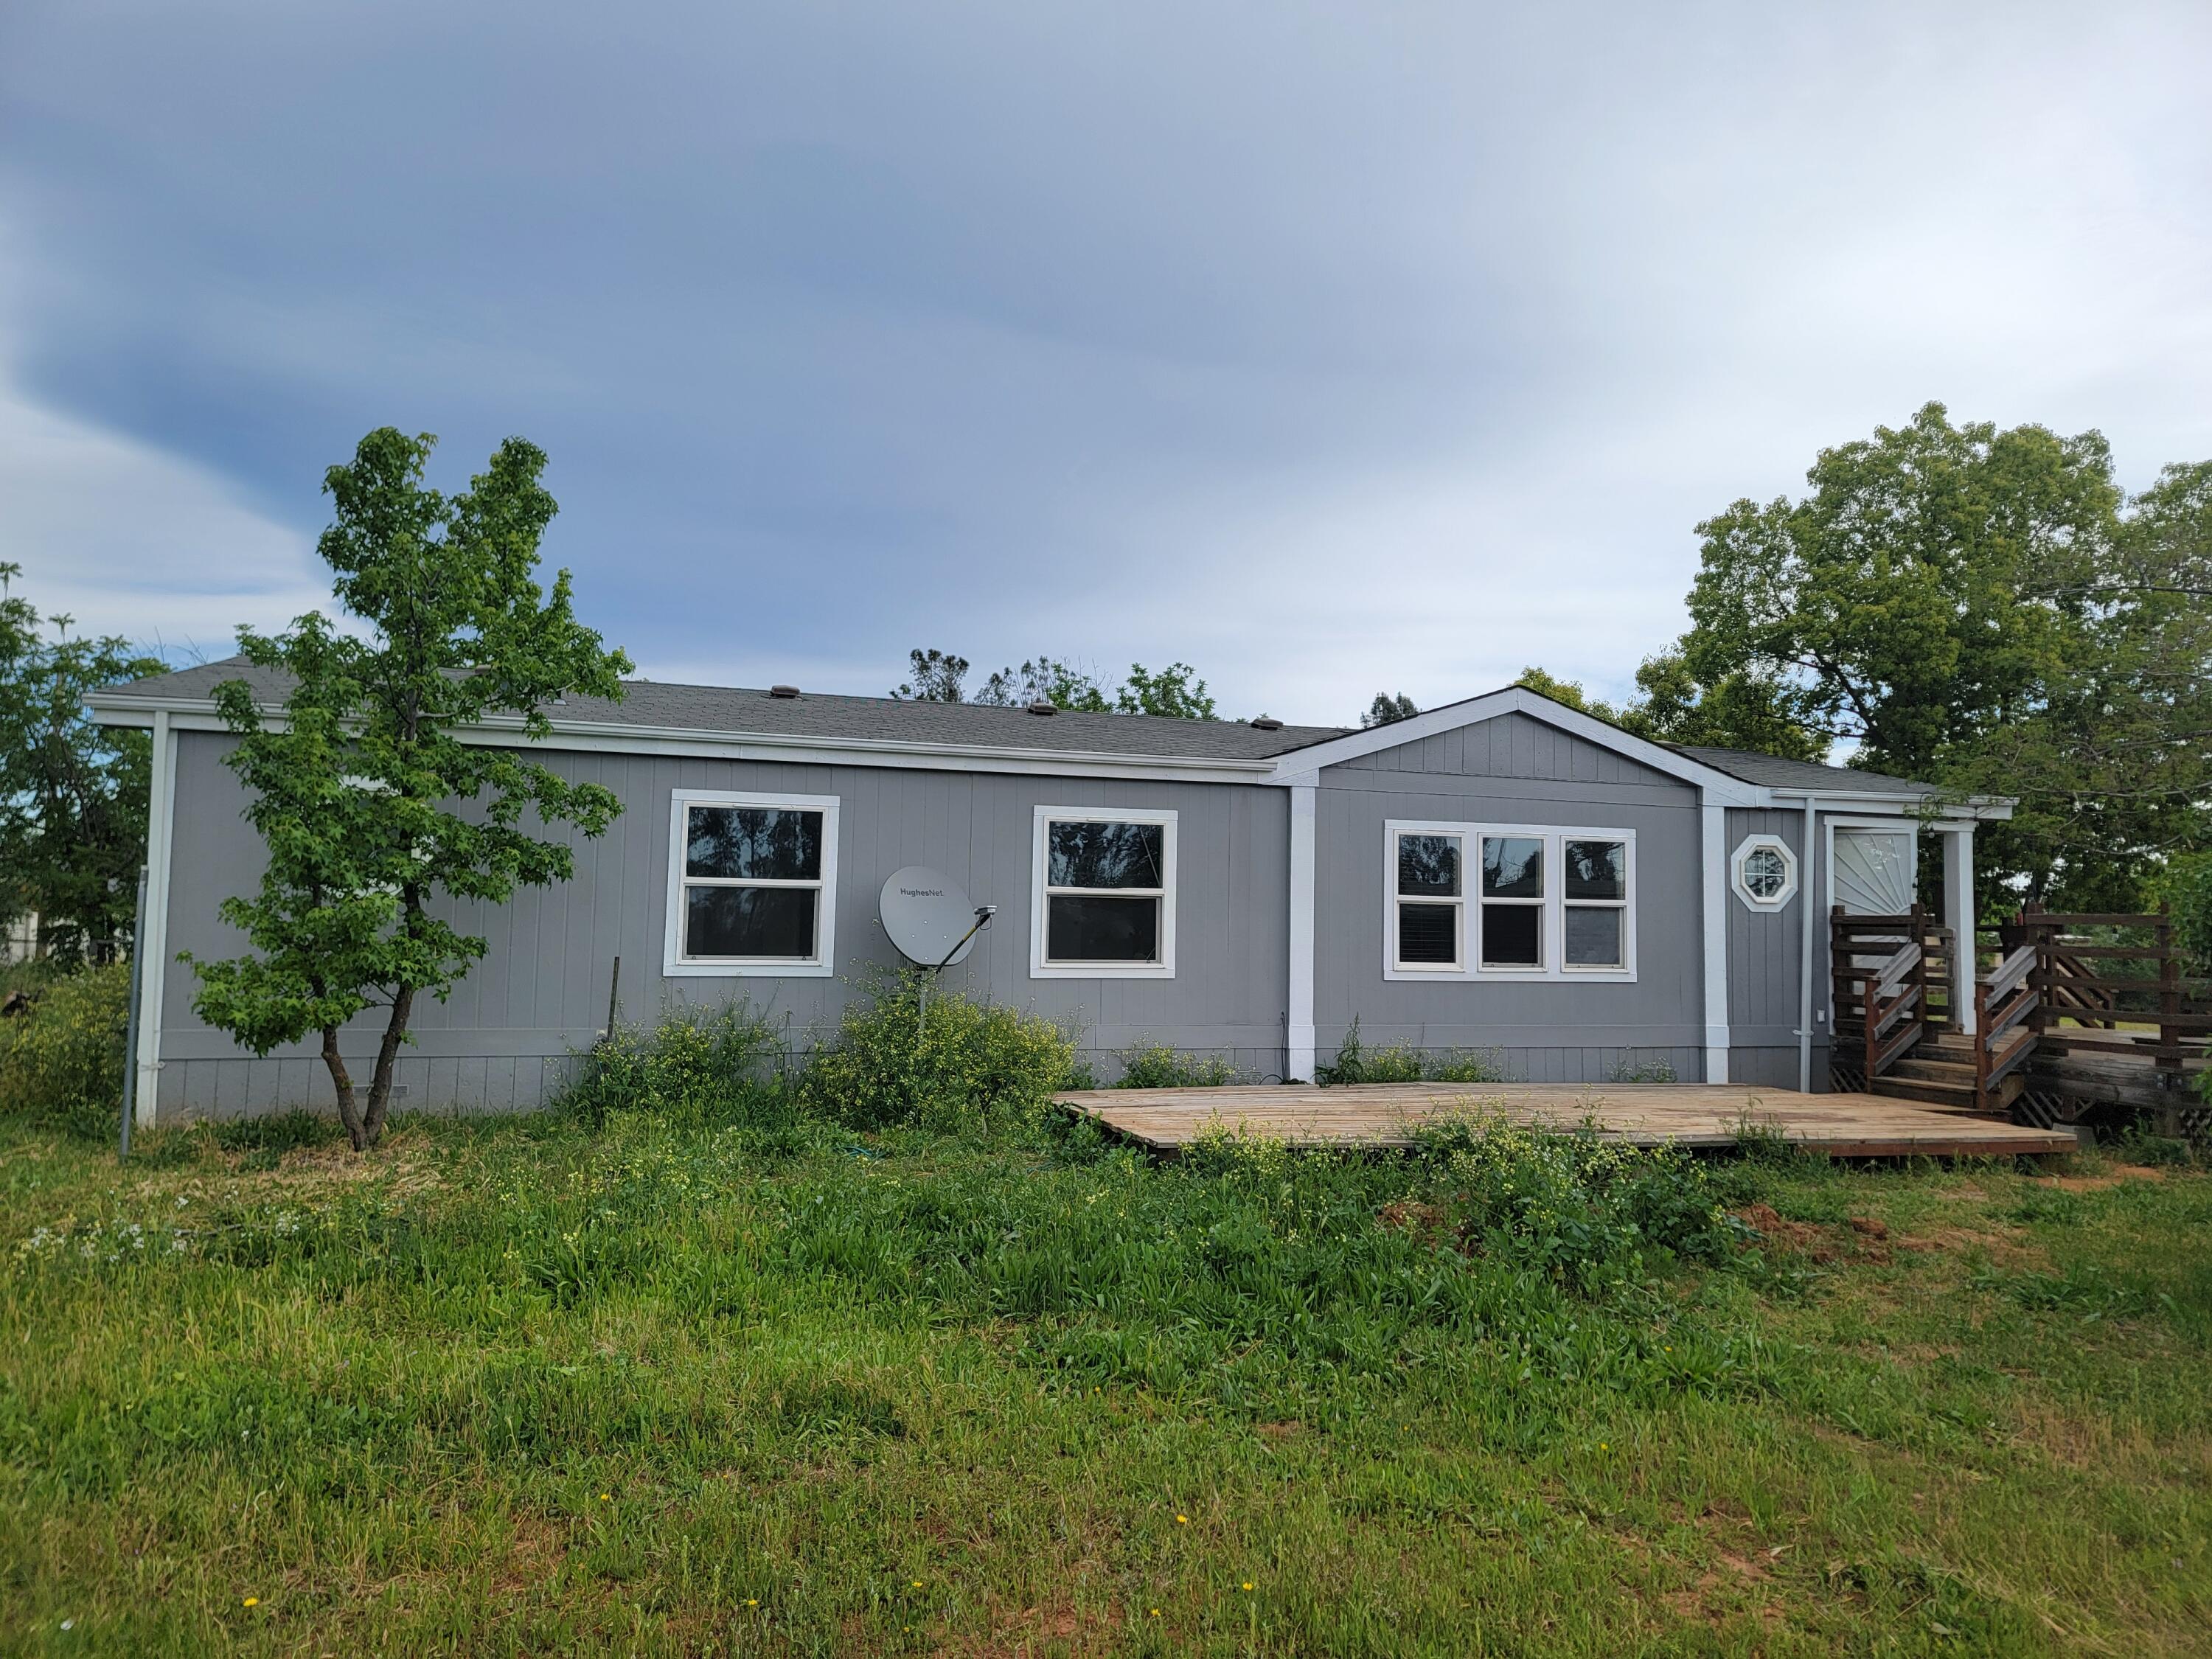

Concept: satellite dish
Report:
left=880, top=866, right=990, bottom=967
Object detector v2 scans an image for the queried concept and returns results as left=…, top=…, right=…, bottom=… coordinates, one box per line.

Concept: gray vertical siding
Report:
left=150, top=712, right=1866, bottom=1119
left=1720, top=804, right=1899, bottom=1093
left=1722, top=806, right=1809, bottom=1089
left=153, top=733, right=1290, bottom=1116
left=1312, top=712, right=1707, bottom=1084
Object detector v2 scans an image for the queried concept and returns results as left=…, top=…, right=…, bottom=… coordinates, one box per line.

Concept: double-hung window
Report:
left=1479, top=834, right=1546, bottom=967
left=1384, top=821, right=1635, bottom=981
left=1391, top=829, right=1464, bottom=970
left=664, top=790, right=839, bottom=975
left=1559, top=836, right=1630, bottom=970
left=1031, top=807, right=1176, bottom=977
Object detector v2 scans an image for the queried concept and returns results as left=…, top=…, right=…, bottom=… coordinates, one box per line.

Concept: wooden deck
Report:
left=1057, top=1082, right=2081, bottom=1159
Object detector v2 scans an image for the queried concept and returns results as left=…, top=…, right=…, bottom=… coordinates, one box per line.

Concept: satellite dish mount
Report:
left=878, top=866, right=996, bottom=1027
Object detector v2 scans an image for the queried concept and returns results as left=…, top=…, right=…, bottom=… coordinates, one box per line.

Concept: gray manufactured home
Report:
left=88, top=665, right=2011, bottom=1124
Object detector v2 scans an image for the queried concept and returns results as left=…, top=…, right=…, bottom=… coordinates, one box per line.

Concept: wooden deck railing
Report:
left=1833, top=905, right=1933, bottom=1084
left=1833, top=908, right=1954, bottom=1041
left=2003, top=907, right=2211, bottom=1071
left=1994, top=906, right=2208, bottom=1127
left=1972, top=945, right=2041, bottom=1112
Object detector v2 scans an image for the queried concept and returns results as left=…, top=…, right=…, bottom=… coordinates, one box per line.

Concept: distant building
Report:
left=0, top=913, right=38, bottom=964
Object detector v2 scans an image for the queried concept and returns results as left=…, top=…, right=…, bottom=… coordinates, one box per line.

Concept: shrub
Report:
left=0, top=962, right=130, bottom=1137
left=1113, top=1044, right=1239, bottom=1089
left=801, top=970, right=1079, bottom=1133
left=1411, top=1115, right=1734, bottom=1293
left=556, top=1001, right=793, bottom=1129
left=1315, top=1016, right=1504, bottom=1085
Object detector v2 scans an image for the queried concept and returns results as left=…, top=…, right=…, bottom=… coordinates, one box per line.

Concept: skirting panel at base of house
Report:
left=1725, top=1046, right=1805, bottom=1091
left=154, top=1042, right=1733, bottom=1120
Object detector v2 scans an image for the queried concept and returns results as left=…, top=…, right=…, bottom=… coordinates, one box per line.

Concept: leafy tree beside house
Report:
left=0, top=564, right=165, bottom=962
left=187, top=428, right=631, bottom=1150
left=1637, top=403, right=2208, bottom=909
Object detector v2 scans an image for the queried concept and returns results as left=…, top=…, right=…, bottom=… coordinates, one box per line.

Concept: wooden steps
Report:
left=1863, top=1040, right=2024, bottom=1115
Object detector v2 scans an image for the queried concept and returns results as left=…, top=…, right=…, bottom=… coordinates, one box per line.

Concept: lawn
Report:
left=1, top=1105, right=2208, bottom=1657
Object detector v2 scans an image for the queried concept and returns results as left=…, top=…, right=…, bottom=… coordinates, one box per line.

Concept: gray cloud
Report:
left=2, top=0, right=2207, bottom=718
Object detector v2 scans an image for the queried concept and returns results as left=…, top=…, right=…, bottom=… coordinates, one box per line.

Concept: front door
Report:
left=1832, top=826, right=1916, bottom=915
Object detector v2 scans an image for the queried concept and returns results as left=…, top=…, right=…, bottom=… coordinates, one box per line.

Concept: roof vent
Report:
left=1251, top=716, right=1283, bottom=731
left=768, top=684, right=801, bottom=699
left=1026, top=700, right=1057, bottom=716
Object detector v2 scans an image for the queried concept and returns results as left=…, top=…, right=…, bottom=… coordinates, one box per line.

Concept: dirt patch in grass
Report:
left=1891, top=1225, right=2046, bottom=1268
left=1734, top=1204, right=1896, bottom=1264
left=1377, top=1199, right=1453, bottom=1245
left=490, top=1512, right=571, bottom=1597
left=2034, top=1164, right=2166, bottom=1192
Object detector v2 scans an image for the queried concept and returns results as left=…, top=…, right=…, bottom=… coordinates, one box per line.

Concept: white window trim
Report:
left=1030, top=804, right=1178, bottom=978
left=1731, top=832, right=1798, bottom=912
left=1382, top=820, right=1638, bottom=983
left=1385, top=821, right=1468, bottom=973
left=664, top=788, right=840, bottom=977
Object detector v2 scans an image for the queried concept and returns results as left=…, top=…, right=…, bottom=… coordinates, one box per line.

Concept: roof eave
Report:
left=83, top=690, right=1287, bottom=782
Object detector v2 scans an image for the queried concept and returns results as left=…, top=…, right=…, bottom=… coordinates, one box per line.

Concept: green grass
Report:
left=2, top=1108, right=2209, bottom=1656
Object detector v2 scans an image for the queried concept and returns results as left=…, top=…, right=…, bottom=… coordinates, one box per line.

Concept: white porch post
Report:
left=1287, top=782, right=1316, bottom=1082
left=133, top=708, right=177, bottom=1127
left=1700, top=797, right=1730, bottom=1083
left=1944, top=824, right=1976, bottom=1035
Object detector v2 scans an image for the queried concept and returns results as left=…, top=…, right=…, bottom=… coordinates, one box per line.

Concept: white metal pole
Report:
left=118, top=866, right=148, bottom=1161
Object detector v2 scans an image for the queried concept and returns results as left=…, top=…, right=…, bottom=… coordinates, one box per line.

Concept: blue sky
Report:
left=3, top=1, right=2208, bottom=725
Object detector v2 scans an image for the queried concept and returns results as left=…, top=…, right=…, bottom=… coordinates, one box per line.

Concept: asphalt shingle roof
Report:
left=94, top=657, right=1352, bottom=761
left=96, top=658, right=1941, bottom=790
left=1666, top=744, right=1938, bottom=796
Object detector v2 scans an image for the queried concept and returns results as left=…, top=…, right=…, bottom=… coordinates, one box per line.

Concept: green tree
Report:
left=1958, top=460, right=2212, bottom=905
left=975, top=657, right=1113, bottom=711
left=1116, top=661, right=1217, bottom=720
left=898, top=650, right=1221, bottom=719
left=1619, top=650, right=1824, bottom=761
left=2164, top=853, right=2212, bottom=1107
left=1673, top=403, right=2115, bottom=779
left=1513, top=667, right=1618, bottom=722
left=186, top=429, right=631, bottom=1150
left=1646, top=401, right=2212, bottom=905
left=1360, top=692, right=1418, bottom=728
left=0, top=565, right=165, bottom=961
left=891, top=648, right=971, bottom=702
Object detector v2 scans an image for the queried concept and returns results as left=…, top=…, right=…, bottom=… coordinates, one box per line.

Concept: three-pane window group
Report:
left=1394, top=828, right=1630, bottom=972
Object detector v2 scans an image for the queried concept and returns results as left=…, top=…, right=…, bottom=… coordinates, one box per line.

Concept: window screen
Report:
left=1394, top=831, right=1462, bottom=967
left=1041, top=817, right=1168, bottom=964
left=678, top=804, right=826, bottom=961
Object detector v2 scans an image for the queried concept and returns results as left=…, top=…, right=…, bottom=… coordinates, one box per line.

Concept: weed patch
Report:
left=0, top=962, right=127, bottom=1137
left=1315, top=1015, right=1505, bottom=1085
left=1111, top=1044, right=1242, bottom=1088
